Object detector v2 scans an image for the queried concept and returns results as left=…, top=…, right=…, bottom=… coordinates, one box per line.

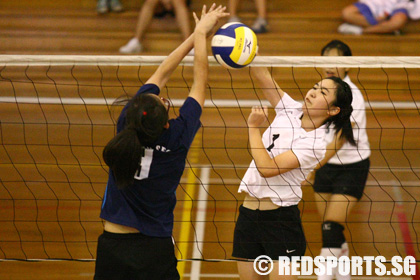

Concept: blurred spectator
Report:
left=227, top=0, right=268, bottom=33
left=120, top=0, right=192, bottom=54
left=338, top=0, right=420, bottom=35
left=97, top=0, right=124, bottom=14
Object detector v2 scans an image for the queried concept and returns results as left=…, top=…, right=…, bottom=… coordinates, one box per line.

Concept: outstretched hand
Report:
left=193, top=3, right=229, bottom=37
left=248, top=106, right=269, bottom=128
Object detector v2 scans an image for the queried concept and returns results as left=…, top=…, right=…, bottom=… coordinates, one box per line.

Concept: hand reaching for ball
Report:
left=193, top=4, right=230, bottom=38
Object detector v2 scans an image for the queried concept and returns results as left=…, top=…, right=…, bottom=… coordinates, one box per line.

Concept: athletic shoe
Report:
left=119, top=38, right=143, bottom=54
left=227, top=16, right=241, bottom=23
left=251, top=17, right=268, bottom=34
left=334, top=242, right=350, bottom=280
left=96, top=0, right=109, bottom=14
left=110, top=0, right=123, bottom=12
left=337, top=23, right=363, bottom=35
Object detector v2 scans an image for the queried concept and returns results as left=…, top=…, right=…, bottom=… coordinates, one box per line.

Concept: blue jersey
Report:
left=100, top=84, right=202, bottom=237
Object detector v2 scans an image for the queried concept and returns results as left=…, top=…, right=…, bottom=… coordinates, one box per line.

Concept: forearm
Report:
left=250, top=67, right=282, bottom=107
left=146, top=34, right=194, bottom=88
left=189, top=31, right=208, bottom=107
left=249, top=127, right=277, bottom=176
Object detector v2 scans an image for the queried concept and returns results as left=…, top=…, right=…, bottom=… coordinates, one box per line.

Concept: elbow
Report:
left=257, top=167, right=281, bottom=178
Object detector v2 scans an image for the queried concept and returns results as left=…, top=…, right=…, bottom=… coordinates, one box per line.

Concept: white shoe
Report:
left=251, top=17, right=268, bottom=34
left=119, top=38, right=143, bottom=54
left=187, top=48, right=194, bottom=56
left=110, top=0, right=123, bottom=12
left=96, top=0, right=108, bottom=14
left=338, top=23, right=363, bottom=35
left=334, top=243, right=351, bottom=280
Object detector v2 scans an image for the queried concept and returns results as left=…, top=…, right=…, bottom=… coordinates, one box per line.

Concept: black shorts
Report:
left=232, top=204, right=306, bottom=260
left=94, top=231, right=179, bottom=280
left=313, top=158, right=370, bottom=200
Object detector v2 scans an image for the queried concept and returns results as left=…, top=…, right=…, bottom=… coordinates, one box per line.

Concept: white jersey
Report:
left=239, top=93, right=327, bottom=207
left=360, top=0, right=417, bottom=19
left=325, top=76, right=371, bottom=165
left=408, top=0, right=420, bottom=19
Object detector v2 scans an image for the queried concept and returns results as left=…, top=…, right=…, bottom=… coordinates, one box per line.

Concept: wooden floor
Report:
left=1, top=0, right=420, bottom=279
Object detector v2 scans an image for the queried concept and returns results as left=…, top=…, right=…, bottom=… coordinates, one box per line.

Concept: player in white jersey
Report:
left=308, top=40, right=371, bottom=280
left=232, top=65, right=356, bottom=280
left=338, top=0, right=419, bottom=34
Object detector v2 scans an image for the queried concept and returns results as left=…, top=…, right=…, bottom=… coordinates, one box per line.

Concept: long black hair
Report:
left=103, top=94, right=168, bottom=189
left=324, top=76, right=356, bottom=146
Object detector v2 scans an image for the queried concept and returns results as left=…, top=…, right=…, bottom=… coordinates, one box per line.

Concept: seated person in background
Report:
left=338, top=0, right=420, bottom=35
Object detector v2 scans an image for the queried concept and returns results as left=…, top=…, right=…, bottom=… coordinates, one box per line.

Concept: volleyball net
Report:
left=0, top=55, right=419, bottom=265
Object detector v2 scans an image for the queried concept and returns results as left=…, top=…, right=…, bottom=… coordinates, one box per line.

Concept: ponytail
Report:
left=103, top=128, right=144, bottom=189
left=103, top=94, right=168, bottom=189
left=325, top=76, right=356, bottom=146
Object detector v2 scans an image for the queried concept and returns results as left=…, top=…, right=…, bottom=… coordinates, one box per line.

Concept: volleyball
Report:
left=211, top=22, right=258, bottom=69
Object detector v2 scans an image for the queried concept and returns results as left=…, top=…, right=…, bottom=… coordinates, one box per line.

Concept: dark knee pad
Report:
left=322, top=221, right=345, bottom=248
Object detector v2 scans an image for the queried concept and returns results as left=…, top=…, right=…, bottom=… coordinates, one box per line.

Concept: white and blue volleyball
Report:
left=211, top=22, right=258, bottom=69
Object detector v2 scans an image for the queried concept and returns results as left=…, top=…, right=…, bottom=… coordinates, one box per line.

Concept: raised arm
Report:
left=250, top=66, right=285, bottom=108
left=247, top=106, right=300, bottom=178
left=145, top=34, right=194, bottom=89
left=189, top=4, right=229, bottom=108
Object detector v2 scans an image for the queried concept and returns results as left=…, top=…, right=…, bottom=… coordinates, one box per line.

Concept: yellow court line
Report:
left=176, top=134, right=201, bottom=279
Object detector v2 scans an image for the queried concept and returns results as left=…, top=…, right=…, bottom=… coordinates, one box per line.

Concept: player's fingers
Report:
left=215, top=6, right=228, bottom=17
left=220, top=12, right=230, bottom=18
left=262, top=106, right=268, bottom=116
left=201, top=4, right=207, bottom=16
left=192, top=12, right=199, bottom=23
left=208, top=3, right=216, bottom=13
left=253, top=106, right=263, bottom=115
left=216, top=5, right=225, bottom=12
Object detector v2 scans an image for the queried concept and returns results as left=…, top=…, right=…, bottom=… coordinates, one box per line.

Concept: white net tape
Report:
left=1, top=55, right=420, bottom=68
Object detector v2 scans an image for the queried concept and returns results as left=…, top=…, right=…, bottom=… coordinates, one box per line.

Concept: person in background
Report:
left=307, top=39, right=371, bottom=280
left=97, top=0, right=124, bottom=14
left=120, top=0, right=192, bottom=53
left=338, top=0, right=420, bottom=35
left=227, top=0, right=268, bottom=33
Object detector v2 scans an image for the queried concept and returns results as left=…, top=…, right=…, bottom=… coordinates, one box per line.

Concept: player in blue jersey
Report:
left=94, top=4, right=229, bottom=280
